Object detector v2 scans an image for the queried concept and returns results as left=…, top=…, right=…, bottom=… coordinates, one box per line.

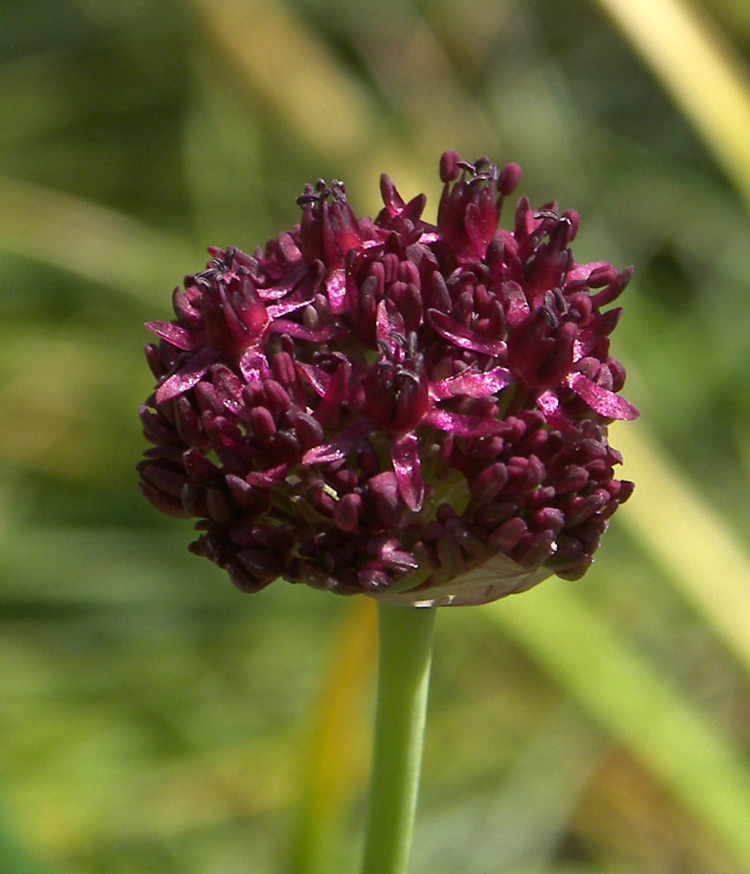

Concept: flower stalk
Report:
left=137, top=150, right=640, bottom=873
left=360, top=602, right=436, bottom=874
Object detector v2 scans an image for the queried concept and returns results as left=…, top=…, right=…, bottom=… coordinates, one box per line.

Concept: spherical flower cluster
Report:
left=138, top=153, right=637, bottom=606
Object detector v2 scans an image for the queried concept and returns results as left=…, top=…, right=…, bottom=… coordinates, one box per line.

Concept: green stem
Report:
left=360, top=602, right=437, bottom=874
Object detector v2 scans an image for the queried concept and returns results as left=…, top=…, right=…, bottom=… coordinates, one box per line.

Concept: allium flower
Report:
left=138, top=152, right=637, bottom=606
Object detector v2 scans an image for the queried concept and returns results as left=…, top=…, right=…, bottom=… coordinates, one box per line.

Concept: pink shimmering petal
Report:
left=567, top=372, right=640, bottom=420
left=379, top=540, right=419, bottom=572
left=424, top=409, right=505, bottom=437
left=266, top=300, right=308, bottom=320
left=313, top=360, right=351, bottom=426
left=271, top=319, right=346, bottom=342
left=391, top=432, right=424, bottom=512
left=502, top=281, right=530, bottom=328
left=326, top=269, right=348, bottom=314
left=376, top=299, right=406, bottom=349
left=296, top=362, right=331, bottom=398
left=257, top=266, right=309, bottom=301
left=155, top=346, right=218, bottom=403
left=246, top=465, right=290, bottom=488
left=239, top=350, right=273, bottom=384
left=565, top=261, right=611, bottom=283
left=536, top=390, right=560, bottom=417
left=145, top=321, right=201, bottom=351
left=431, top=365, right=512, bottom=400
left=302, top=419, right=371, bottom=464
left=536, top=390, right=579, bottom=433
left=427, top=309, right=506, bottom=356
left=266, top=275, right=317, bottom=315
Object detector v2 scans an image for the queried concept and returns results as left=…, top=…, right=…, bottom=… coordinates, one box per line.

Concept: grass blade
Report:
left=486, top=580, right=750, bottom=871
left=594, top=0, right=750, bottom=207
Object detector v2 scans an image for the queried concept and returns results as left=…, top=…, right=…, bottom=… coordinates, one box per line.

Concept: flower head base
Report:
left=139, top=153, right=637, bottom=606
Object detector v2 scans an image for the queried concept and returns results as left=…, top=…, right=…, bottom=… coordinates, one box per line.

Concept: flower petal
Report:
left=376, top=299, right=406, bottom=349
left=427, top=309, right=506, bottom=357
left=239, top=350, right=273, bottom=385
left=271, top=319, right=347, bottom=343
left=296, top=362, right=331, bottom=398
left=567, top=371, right=639, bottom=420
left=155, top=346, right=218, bottom=403
left=564, top=260, right=613, bottom=284
left=302, top=418, right=371, bottom=464
left=431, top=365, right=512, bottom=400
left=391, top=432, right=424, bottom=512
left=145, top=321, right=201, bottom=351
left=312, top=360, right=351, bottom=426
left=424, top=408, right=506, bottom=437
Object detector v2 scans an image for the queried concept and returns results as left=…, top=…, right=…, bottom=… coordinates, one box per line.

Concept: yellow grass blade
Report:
left=487, top=580, right=750, bottom=871
left=290, top=599, right=377, bottom=874
left=187, top=0, right=373, bottom=161
left=0, top=174, right=195, bottom=303
left=613, top=421, right=750, bottom=678
left=594, top=0, right=750, bottom=207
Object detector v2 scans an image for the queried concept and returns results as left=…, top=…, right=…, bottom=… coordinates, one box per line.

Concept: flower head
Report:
left=138, top=153, right=637, bottom=606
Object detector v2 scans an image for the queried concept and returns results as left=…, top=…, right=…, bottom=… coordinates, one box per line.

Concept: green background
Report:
left=2, top=0, right=750, bottom=872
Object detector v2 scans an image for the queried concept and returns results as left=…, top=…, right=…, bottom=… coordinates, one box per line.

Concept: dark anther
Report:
left=376, top=339, right=392, bottom=358
left=389, top=332, right=408, bottom=352
left=297, top=179, right=348, bottom=208
left=551, top=287, right=567, bottom=313
left=472, top=157, right=499, bottom=182
left=331, top=180, right=347, bottom=201
left=395, top=366, right=422, bottom=385
left=405, top=331, right=419, bottom=358
left=533, top=208, right=559, bottom=221
left=540, top=302, right=559, bottom=328
left=196, top=247, right=240, bottom=285
left=458, top=157, right=499, bottom=184
left=296, top=183, right=319, bottom=207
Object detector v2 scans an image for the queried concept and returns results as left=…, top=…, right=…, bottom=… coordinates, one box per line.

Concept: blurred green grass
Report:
left=2, top=0, right=750, bottom=872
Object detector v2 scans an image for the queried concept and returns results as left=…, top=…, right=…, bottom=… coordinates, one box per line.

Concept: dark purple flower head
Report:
left=138, top=152, right=637, bottom=606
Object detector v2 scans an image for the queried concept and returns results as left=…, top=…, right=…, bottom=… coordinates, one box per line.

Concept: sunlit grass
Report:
left=594, top=0, right=750, bottom=207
